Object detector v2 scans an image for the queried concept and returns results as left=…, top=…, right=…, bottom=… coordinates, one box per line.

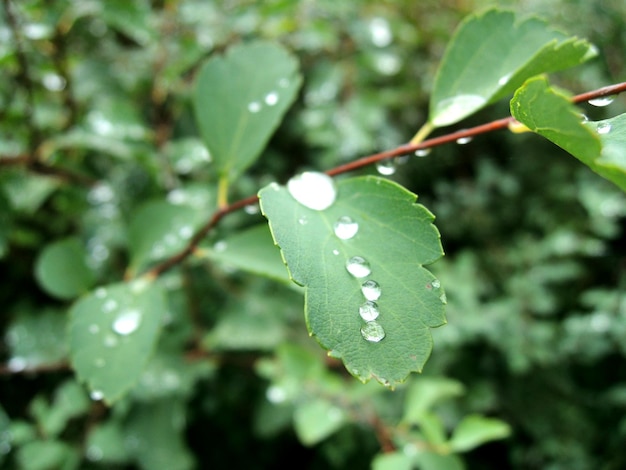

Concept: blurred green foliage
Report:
left=1, top=0, right=625, bottom=469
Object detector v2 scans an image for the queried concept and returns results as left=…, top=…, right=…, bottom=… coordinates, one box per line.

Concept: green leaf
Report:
left=127, top=200, right=207, bottom=273
left=68, top=280, right=167, bottom=404
left=5, top=309, right=67, bottom=370
left=448, top=415, right=511, bottom=452
left=34, top=237, right=96, bottom=300
left=403, top=377, right=465, bottom=425
left=510, top=76, right=626, bottom=192
left=86, top=420, right=130, bottom=464
left=0, top=170, right=58, bottom=214
left=259, top=175, right=446, bottom=386
left=16, top=439, right=79, bottom=470
left=29, top=380, right=90, bottom=438
left=293, top=398, right=346, bottom=446
left=207, top=223, right=291, bottom=283
left=416, top=452, right=465, bottom=470
left=193, top=41, right=302, bottom=180
left=430, top=8, right=596, bottom=127
left=372, top=452, right=413, bottom=470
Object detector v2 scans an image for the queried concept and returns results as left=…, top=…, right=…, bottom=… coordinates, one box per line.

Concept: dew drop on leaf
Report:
left=431, top=279, right=441, bottom=289
left=112, top=309, right=141, bottom=335
left=498, top=73, right=512, bottom=86
left=332, top=249, right=340, bottom=256
left=94, top=287, right=107, bottom=299
left=264, top=91, right=279, bottom=106
left=346, top=256, right=371, bottom=278
left=360, top=321, right=385, bottom=342
left=415, top=148, right=431, bottom=157
left=361, top=280, right=381, bottom=301
left=334, top=216, right=359, bottom=239
left=287, top=171, right=337, bottom=211
left=298, top=215, right=308, bottom=225
left=359, top=301, right=380, bottom=321
left=376, top=158, right=397, bottom=175
left=439, top=293, right=448, bottom=304
left=102, top=299, right=118, bottom=313
left=597, top=122, right=612, bottom=135
left=90, top=390, right=104, bottom=401
left=588, top=95, right=615, bottom=107
left=247, top=101, right=261, bottom=113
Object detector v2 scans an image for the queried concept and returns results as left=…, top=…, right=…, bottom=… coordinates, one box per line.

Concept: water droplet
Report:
left=376, top=158, right=397, bottom=175
left=213, top=240, right=227, bottom=252
left=178, top=225, right=193, bottom=239
left=360, top=321, right=385, bottom=342
left=287, top=172, right=337, bottom=211
left=597, top=122, right=612, bottom=135
left=90, top=390, right=104, bottom=401
left=361, top=280, right=381, bottom=301
left=415, top=148, right=431, bottom=157
left=588, top=95, right=615, bottom=107
left=266, top=385, right=287, bottom=404
left=8, top=357, right=27, bottom=372
left=334, top=216, right=359, bottom=239
left=498, top=73, right=512, bottom=86
left=369, top=17, right=392, bottom=47
left=439, top=293, right=448, bottom=304
left=88, top=324, right=100, bottom=334
left=42, top=73, right=66, bottom=92
left=95, top=288, right=107, bottom=299
left=264, top=91, right=279, bottom=106
left=248, top=101, right=261, bottom=113
left=346, top=256, right=371, bottom=278
left=102, top=299, right=118, bottom=313
left=278, top=78, right=290, bottom=88
left=359, top=301, right=380, bottom=321
left=244, top=203, right=259, bottom=215
left=456, top=135, right=473, bottom=145
left=86, top=445, right=103, bottom=462
left=112, top=310, right=141, bottom=335
left=431, top=279, right=441, bottom=289
left=332, top=249, right=340, bottom=255
left=298, top=215, right=308, bottom=225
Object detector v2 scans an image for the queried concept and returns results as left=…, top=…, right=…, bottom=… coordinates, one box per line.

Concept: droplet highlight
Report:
left=264, top=91, right=279, bottom=106
left=248, top=101, right=261, bottom=113
left=287, top=171, right=337, bottom=211
left=112, top=309, right=141, bottom=335
left=588, top=95, right=615, bottom=107
left=346, top=256, right=371, bottom=278
left=376, top=159, right=397, bottom=175
left=359, top=301, right=380, bottom=321
left=415, top=148, right=431, bottom=157
left=597, top=122, right=612, bottom=135
left=334, top=216, right=359, bottom=240
left=456, top=136, right=473, bottom=145
left=360, top=321, right=385, bottom=342
left=361, top=280, right=381, bottom=301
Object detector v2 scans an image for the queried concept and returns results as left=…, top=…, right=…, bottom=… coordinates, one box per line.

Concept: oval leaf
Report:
left=193, top=41, right=302, bottom=180
left=68, top=280, right=167, bottom=404
left=259, top=176, right=446, bottom=386
left=35, top=237, right=96, bottom=300
left=448, top=415, right=511, bottom=452
left=430, top=8, right=596, bottom=127
left=511, top=76, right=626, bottom=192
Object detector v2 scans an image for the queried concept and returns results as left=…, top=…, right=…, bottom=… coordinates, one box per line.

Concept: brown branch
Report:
left=145, top=81, right=626, bottom=278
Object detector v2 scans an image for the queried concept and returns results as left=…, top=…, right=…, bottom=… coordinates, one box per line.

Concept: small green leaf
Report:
left=128, top=200, right=207, bottom=273
left=34, top=237, right=96, bottom=300
left=68, top=280, right=167, bottom=404
left=430, top=8, right=596, bottom=127
left=372, top=452, right=413, bottom=470
left=16, top=440, right=79, bottom=470
left=86, top=420, right=129, bottom=464
left=207, top=223, right=291, bottom=283
left=403, top=377, right=465, bottom=425
left=511, top=76, right=626, bottom=192
left=293, top=399, right=346, bottom=446
left=30, top=380, right=90, bottom=438
left=193, top=41, right=302, bottom=180
left=259, top=175, right=446, bottom=386
left=448, top=415, right=511, bottom=452
left=416, top=452, right=465, bottom=470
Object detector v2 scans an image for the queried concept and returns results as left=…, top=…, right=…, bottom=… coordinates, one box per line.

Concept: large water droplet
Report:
left=597, top=122, right=612, bottom=135
left=287, top=172, right=337, bottom=211
left=376, top=158, right=397, bottom=175
left=359, top=301, right=380, bottom=321
left=334, top=216, right=359, bottom=239
left=588, top=95, right=615, bottom=107
left=415, top=148, right=431, bottom=157
left=264, top=91, right=279, bottom=106
left=112, top=309, right=141, bottom=335
left=248, top=101, right=261, bottom=113
left=360, top=321, right=385, bottom=342
left=346, top=256, right=371, bottom=278
left=361, top=280, right=381, bottom=301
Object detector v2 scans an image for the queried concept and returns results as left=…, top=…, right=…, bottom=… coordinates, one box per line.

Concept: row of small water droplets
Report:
left=285, top=172, right=385, bottom=342
left=587, top=94, right=616, bottom=135
left=247, top=78, right=291, bottom=114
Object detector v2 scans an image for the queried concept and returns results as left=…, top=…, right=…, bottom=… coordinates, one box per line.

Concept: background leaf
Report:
left=259, top=175, right=446, bottom=386
left=68, top=280, right=167, bottom=403
left=511, top=76, right=626, bottom=192
left=429, top=8, right=596, bottom=127
left=34, top=237, right=96, bottom=300
left=193, top=41, right=302, bottom=180
left=448, top=415, right=512, bottom=452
